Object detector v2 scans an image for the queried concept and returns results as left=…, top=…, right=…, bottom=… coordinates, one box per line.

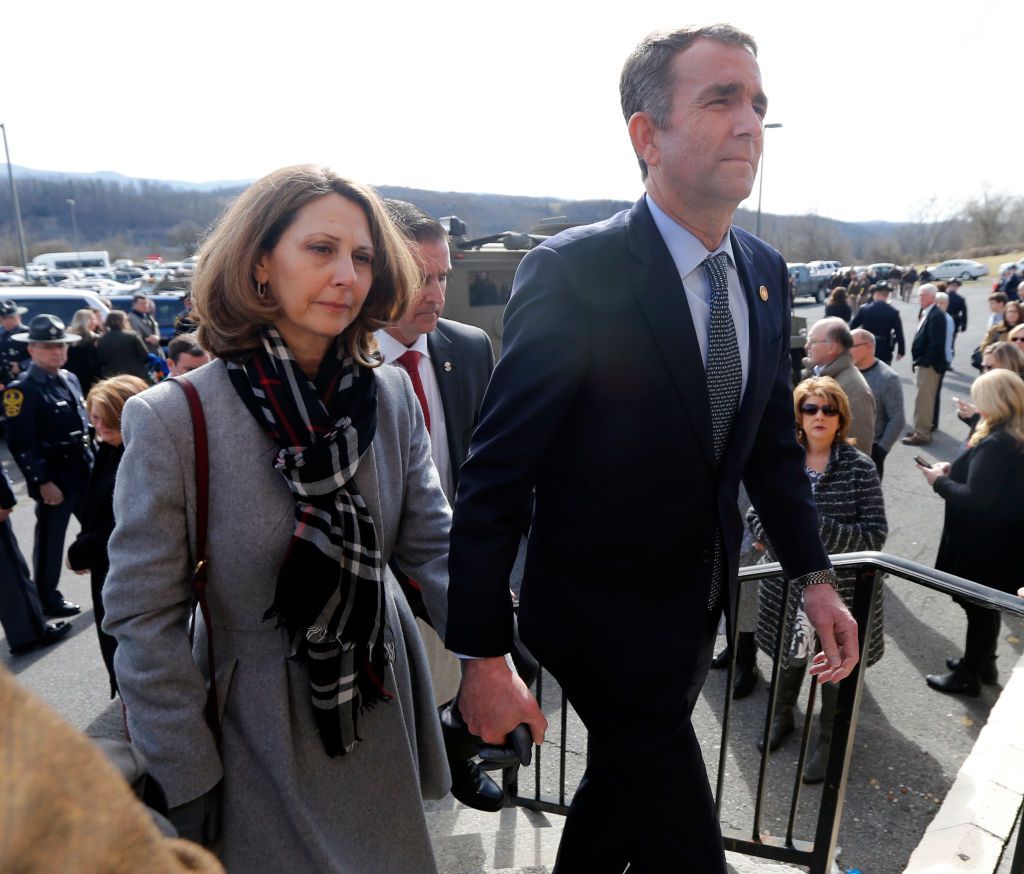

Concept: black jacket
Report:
left=851, top=300, right=905, bottom=362
left=934, top=427, right=1024, bottom=593
left=911, top=305, right=948, bottom=372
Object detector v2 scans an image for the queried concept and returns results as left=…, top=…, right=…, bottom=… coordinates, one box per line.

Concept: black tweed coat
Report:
left=747, top=442, right=888, bottom=669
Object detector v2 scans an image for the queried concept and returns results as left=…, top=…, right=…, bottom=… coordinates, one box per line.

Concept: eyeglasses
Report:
left=800, top=403, right=840, bottom=416
left=851, top=342, right=870, bottom=348
left=805, top=338, right=832, bottom=346
left=1012, top=337, right=1024, bottom=344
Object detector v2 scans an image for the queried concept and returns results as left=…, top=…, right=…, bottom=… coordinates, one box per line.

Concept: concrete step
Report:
left=425, top=796, right=809, bottom=873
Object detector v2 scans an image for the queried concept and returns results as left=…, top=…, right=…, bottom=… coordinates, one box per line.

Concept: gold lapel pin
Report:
left=443, top=361, right=453, bottom=372
left=759, top=285, right=769, bottom=301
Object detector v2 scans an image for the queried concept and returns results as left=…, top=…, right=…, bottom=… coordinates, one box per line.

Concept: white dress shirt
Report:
left=375, top=330, right=454, bottom=499
left=646, top=194, right=750, bottom=398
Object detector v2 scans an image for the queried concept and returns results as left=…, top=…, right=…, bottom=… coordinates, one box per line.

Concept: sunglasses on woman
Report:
left=800, top=403, right=840, bottom=416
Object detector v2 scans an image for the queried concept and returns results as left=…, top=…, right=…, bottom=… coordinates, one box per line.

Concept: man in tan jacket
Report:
left=803, top=316, right=876, bottom=452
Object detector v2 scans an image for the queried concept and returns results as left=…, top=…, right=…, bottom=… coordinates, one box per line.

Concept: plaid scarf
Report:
left=227, top=326, right=393, bottom=756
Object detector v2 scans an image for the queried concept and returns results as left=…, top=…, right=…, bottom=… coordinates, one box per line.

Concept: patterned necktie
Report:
left=396, top=350, right=431, bottom=433
left=703, top=251, right=741, bottom=609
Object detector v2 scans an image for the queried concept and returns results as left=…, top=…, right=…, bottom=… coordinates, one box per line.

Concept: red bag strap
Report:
left=173, top=377, right=221, bottom=748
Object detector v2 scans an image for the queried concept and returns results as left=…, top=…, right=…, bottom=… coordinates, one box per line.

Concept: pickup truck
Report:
left=787, top=262, right=832, bottom=303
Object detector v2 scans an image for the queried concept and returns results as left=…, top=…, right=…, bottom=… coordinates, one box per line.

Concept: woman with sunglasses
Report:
left=747, top=376, right=887, bottom=784
left=919, top=369, right=1024, bottom=695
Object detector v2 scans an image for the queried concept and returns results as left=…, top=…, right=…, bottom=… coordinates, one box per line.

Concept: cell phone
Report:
left=913, top=455, right=930, bottom=467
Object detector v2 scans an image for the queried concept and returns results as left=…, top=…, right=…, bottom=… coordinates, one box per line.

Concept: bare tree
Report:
left=962, top=186, right=1011, bottom=247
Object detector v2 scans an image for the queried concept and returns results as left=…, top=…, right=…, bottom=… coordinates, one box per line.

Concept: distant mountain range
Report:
left=0, top=165, right=978, bottom=266
left=9, top=164, right=251, bottom=193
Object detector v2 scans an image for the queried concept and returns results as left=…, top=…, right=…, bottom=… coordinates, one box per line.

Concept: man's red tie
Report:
left=396, top=350, right=431, bottom=433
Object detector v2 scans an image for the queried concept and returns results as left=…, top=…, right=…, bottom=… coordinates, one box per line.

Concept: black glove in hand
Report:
left=167, top=780, right=223, bottom=847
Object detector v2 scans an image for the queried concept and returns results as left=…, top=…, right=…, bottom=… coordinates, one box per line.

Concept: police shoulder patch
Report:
left=3, top=388, right=24, bottom=418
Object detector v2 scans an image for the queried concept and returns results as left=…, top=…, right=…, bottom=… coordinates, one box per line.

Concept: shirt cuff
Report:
left=793, top=568, right=839, bottom=592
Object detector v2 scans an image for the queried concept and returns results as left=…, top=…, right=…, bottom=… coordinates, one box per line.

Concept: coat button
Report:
left=699, top=549, right=713, bottom=563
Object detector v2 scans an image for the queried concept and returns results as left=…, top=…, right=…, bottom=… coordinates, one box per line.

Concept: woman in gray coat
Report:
left=103, top=166, right=452, bottom=872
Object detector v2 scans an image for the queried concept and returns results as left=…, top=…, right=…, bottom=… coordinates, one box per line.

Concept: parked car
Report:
left=807, top=259, right=841, bottom=274
left=0, top=289, right=110, bottom=328
left=929, top=259, right=989, bottom=281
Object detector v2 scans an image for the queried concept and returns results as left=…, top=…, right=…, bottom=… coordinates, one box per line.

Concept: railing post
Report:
left=807, top=568, right=879, bottom=873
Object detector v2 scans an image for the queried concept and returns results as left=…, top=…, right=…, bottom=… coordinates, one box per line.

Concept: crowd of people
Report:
left=0, top=21, right=1021, bottom=874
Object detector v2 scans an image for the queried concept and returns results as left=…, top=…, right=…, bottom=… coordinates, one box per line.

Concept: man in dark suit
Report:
left=850, top=283, right=905, bottom=364
left=374, top=200, right=500, bottom=810
left=445, top=25, right=859, bottom=873
left=903, top=283, right=949, bottom=446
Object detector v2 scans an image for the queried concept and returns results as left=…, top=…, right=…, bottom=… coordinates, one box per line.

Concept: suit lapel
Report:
left=626, top=199, right=715, bottom=470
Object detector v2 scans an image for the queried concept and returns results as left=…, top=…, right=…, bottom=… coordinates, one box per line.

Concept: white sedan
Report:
left=929, top=259, right=989, bottom=281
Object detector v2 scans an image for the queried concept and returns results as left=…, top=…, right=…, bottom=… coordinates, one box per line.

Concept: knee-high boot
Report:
left=757, top=663, right=805, bottom=752
left=802, top=681, right=838, bottom=784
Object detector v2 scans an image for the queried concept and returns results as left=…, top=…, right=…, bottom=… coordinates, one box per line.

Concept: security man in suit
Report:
left=1, top=463, right=73, bottom=655
left=4, top=315, right=94, bottom=617
left=903, top=283, right=949, bottom=446
left=0, top=299, right=30, bottom=387
left=850, top=282, right=905, bottom=365
left=445, top=25, right=858, bottom=873
left=374, top=199, right=508, bottom=811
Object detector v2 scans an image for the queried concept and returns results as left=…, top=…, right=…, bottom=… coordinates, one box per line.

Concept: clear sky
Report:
left=2, top=0, right=1020, bottom=224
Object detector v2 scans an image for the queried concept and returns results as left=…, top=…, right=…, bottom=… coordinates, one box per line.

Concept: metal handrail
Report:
left=507, top=551, right=1024, bottom=873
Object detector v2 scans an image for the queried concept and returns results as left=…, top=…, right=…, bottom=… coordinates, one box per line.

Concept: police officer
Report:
left=0, top=299, right=30, bottom=387
left=4, top=315, right=94, bottom=617
left=1, top=463, right=73, bottom=654
left=850, top=282, right=907, bottom=365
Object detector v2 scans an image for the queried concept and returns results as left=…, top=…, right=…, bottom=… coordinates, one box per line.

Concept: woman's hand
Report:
left=917, top=461, right=950, bottom=486
left=954, top=397, right=977, bottom=419
left=752, top=541, right=765, bottom=553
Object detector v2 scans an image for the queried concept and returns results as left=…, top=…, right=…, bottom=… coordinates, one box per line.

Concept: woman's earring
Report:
left=257, top=281, right=266, bottom=298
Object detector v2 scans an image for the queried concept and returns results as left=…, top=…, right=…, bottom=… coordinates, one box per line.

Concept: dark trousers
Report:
left=870, top=443, right=887, bottom=481
left=91, top=565, right=119, bottom=698
left=0, top=519, right=47, bottom=650
left=550, top=608, right=724, bottom=874
left=960, top=600, right=1001, bottom=673
left=33, top=491, right=81, bottom=610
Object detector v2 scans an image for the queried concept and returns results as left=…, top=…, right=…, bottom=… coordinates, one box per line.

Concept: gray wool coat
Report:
left=103, top=359, right=452, bottom=874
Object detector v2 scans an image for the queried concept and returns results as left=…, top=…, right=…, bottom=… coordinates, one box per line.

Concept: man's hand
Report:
left=804, top=583, right=859, bottom=684
left=457, top=656, right=547, bottom=746
left=39, top=482, right=63, bottom=506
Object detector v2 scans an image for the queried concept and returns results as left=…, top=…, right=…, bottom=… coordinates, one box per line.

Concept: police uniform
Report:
left=4, top=315, right=94, bottom=616
left=0, top=464, right=72, bottom=654
left=0, top=299, right=30, bottom=387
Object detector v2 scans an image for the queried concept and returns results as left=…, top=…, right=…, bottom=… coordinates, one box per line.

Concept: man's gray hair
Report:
left=851, top=327, right=876, bottom=350
left=814, top=316, right=853, bottom=351
left=620, top=24, right=758, bottom=179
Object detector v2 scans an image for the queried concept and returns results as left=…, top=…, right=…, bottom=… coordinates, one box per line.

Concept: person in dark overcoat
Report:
left=67, top=374, right=149, bottom=697
left=917, top=369, right=1024, bottom=695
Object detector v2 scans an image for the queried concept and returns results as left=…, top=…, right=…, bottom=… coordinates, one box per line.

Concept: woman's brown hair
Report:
left=191, top=164, right=418, bottom=365
left=793, top=375, right=854, bottom=446
left=86, top=375, right=150, bottom=432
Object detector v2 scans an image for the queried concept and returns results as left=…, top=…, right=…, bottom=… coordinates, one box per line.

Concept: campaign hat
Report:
left=11, top=314, right=82, bottom=344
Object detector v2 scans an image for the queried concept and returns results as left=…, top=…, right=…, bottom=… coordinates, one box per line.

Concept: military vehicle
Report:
left=442, top=214, right=807, bottom=381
